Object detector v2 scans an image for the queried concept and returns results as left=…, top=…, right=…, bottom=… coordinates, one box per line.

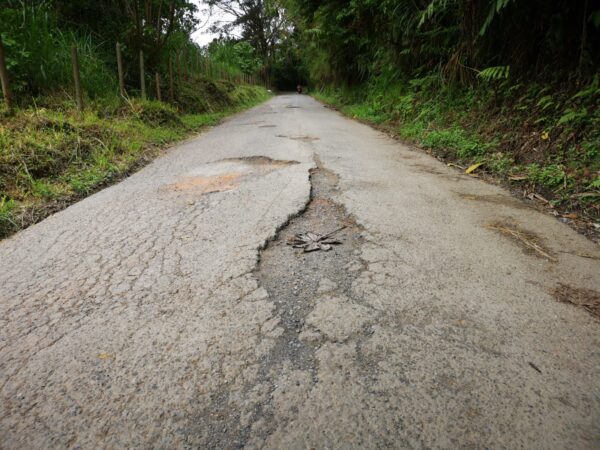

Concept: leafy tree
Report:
left=206, top=0, right=289, bottom=59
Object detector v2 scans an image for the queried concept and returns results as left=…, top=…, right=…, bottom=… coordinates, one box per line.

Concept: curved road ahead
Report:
left=1, top=95, right=598, bottom=448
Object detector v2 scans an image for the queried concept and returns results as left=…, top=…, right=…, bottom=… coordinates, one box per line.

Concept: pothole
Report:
left=237, top=156, right=367, bottom=443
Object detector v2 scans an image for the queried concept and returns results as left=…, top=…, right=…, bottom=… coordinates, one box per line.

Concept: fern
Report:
left=477, top=65, right=510, bottom=81
left=536, top=95, right=555, bottom=111
left=572, top=75, right=599, bottom=101
left=557, top=108, right=587, bottom=126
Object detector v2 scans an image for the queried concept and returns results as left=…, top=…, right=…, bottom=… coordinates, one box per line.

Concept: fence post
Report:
left=168, top=55, right=174, bottom=102
left=155, top=72, right=162, bottom=102
left=139, top=50, right=146, bottom=100
left=0, top=35, right=13, bottom=112
left=116, top=42, right=126, bottom=97
left=71, top=45, right=84, bottom=111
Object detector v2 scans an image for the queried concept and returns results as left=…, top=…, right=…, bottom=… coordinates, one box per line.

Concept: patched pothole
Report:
left=163, top=156, right=298, bottom=194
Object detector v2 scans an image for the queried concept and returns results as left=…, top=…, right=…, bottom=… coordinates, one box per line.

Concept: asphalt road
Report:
left=1, top=94, right=598, bottom=449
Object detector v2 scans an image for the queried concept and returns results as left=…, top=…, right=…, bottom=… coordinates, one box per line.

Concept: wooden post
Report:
left=155, top=72, right=162, bottom=101
left=116, top=42, right=126, bottom=97
left=139, top=50, right=146, bottom=99
left=71, top=45, right=84, bottom=111
left=0, top=35, right=13, bottom=112
left=168, top=55, right=174, bottom=102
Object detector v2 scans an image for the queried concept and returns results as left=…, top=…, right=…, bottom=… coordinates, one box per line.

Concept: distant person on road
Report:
left=296, top=84, right=303, bottom=94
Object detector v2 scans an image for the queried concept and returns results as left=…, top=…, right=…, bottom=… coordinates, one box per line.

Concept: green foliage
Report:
left=526, top=163, right=568, bottom=189
left=0, top=196, right=17, bottom=238
left=0, top=2, right=117, bottom=100
left=422, top=128, right=484, bottom=159
left=589, top=177, right=600, bottom=189
left=557, top=108, right=587, bottom=127
left=208, top=40, right=261, bottom=75
left=287, top=0, right=599, bottom=86
left=478, top=66, right=510, bottom=82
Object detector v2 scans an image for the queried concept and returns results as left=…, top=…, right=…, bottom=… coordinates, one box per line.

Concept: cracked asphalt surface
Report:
left=1, top=94, right=599, bottom=448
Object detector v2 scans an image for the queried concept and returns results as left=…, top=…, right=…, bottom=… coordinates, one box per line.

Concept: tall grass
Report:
left=0, top=1, right=117, bottom=103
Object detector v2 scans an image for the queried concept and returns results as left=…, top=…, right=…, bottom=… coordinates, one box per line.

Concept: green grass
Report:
left=0, top=84, right=271, bottom=239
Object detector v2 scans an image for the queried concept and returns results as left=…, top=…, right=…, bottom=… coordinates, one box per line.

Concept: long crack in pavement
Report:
left=185, top=156, right=383, bottom=448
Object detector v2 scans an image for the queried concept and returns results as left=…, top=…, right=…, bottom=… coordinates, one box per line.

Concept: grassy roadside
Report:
left=0, top=83, right=270, bottom=239
left=313, top=76, right=599, bottom=239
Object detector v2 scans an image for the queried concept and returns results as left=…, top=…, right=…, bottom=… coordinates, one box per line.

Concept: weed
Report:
left=527, top=164, right=568, bottom=189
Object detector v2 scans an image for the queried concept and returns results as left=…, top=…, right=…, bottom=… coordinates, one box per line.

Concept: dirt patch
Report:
left=488, top=220, right=557, bottom=262
left=552, top=283, right=600, bottom=319
left=258, top=125, right=277, bottom=128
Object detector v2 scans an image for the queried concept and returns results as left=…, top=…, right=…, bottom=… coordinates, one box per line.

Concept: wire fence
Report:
left=0, top=35, right=269, bottom=112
